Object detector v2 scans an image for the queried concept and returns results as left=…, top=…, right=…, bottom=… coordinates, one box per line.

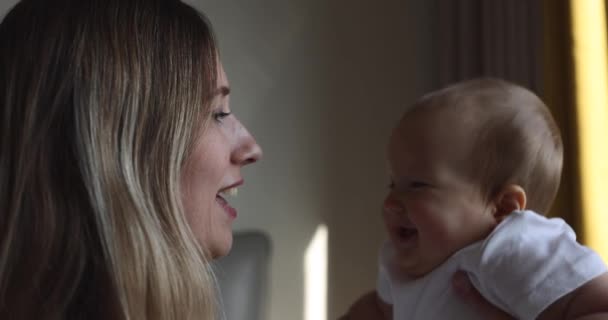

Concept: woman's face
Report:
left=181, top=62, right=262, bottom=258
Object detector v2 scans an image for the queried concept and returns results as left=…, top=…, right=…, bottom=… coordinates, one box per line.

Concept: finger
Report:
left=344, top=291, right=386, bottom=319
left=452, top=271, right=514, bottom=320
left=349, top=291, right=381, bottom=315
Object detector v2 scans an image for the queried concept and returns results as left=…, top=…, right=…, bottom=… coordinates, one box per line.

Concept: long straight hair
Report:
left=0, top=0, right=219, bottom=318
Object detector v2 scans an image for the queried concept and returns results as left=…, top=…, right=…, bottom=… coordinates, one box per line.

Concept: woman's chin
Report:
left=207, top=234, right=233, bottom=259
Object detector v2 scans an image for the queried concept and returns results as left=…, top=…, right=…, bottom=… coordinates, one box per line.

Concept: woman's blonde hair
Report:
left=0, top=0, right=220, bottom=319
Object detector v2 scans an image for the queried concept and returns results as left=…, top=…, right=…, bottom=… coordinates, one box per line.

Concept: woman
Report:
left=0, top=0, right=261, bottom=319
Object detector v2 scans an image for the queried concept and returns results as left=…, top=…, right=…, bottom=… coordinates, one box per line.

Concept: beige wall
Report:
left=194, top=1, right=437, bottom=319
left=0, top=0, right=14, bottom=19
left=0, top=0, right=437, bottom=319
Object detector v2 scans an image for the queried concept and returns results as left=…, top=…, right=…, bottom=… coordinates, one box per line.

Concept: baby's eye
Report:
left=409, top=181, right=428, bottom=189
left=213, top=111, right=232, bottom=122
left=387, top=181, right=396, bottom=189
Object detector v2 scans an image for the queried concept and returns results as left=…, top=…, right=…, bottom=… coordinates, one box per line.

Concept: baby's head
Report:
left=383, top=78, right=563, bottom=277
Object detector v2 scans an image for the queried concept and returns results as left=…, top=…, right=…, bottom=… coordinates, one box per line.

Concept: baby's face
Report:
left=383, top=109, right=497, bottom=277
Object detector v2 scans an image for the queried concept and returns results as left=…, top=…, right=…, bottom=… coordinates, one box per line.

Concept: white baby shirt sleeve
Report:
left=470, top=210, right=607, bottom=320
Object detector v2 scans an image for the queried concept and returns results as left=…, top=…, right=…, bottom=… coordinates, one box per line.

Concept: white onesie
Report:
left=377, top=210, right=607, bottom=320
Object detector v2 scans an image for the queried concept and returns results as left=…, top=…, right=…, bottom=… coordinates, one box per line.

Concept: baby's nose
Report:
left=383, top=196, right=405, bottom=215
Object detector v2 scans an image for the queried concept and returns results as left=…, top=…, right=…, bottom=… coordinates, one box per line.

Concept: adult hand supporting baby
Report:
left=338, top=291, right=386, bottom=320
left=340, top=279, right=514, bottom=320
left=452, top=271, right=515, bottom=320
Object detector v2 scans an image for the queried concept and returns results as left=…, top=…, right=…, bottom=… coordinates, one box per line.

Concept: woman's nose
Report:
left=232, top=126, right=263, bottom=166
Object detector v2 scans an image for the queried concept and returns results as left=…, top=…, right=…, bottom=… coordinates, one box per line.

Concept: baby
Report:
left=377, top=78, right=608, bottom=319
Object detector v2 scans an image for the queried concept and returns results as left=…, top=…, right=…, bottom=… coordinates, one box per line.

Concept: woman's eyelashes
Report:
left=213, top=110, right=232, bottom=122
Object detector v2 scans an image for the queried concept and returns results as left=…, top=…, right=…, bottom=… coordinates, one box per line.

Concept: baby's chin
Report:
left=390, top=252, right=444, bottom=280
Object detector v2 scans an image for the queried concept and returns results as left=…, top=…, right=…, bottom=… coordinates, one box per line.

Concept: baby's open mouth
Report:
left=398, top=226, right=418, bottom=238
left=393, top=225, right=418, bottom=248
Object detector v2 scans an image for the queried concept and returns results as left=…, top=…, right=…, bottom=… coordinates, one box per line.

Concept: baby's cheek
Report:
left=409, top=201, right=453, bottom=238
left=405, top=194, right=439, bottom=218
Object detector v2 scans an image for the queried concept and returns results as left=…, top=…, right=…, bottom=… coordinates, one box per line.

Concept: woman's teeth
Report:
left=221, top=187, right=238, bottom=198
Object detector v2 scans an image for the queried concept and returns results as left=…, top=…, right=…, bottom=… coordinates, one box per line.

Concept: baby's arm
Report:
left=453, top=271, right=608, bottom=320
left=538, top=272, right=608, bottom=320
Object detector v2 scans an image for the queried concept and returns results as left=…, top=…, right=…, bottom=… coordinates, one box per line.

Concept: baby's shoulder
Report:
left=466, top=211, right=607, bottom=320
left=482, top=210, right=573, bottom=259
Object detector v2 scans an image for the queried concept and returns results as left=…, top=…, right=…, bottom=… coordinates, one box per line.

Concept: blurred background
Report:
left=1, top=1, right=607, bottom=319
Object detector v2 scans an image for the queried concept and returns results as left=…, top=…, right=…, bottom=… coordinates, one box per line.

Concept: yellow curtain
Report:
left=569, top=0, right=608, bottom=260
left=542, top=1, right=578, bottom=224
left=545, top=0, right=608, bottom=260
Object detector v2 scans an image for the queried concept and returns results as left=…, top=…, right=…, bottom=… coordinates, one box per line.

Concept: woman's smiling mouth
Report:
left=216, top=182, right=241, bottom=219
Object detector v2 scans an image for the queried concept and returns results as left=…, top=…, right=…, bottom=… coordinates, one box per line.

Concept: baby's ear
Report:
left=492, top=184, right=527, bottom=223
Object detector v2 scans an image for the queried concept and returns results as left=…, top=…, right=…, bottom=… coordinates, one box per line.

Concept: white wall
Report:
left=0, top=0, right=437, bottom=319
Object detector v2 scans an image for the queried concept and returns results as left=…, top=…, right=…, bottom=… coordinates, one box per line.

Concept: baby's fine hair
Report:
left=410, top=78, right=563, bottom=214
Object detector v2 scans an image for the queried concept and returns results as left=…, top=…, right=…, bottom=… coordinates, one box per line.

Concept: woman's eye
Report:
left=387, top=181, right=395, bottom=189
left=213, top=111, right=231, bottom=122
